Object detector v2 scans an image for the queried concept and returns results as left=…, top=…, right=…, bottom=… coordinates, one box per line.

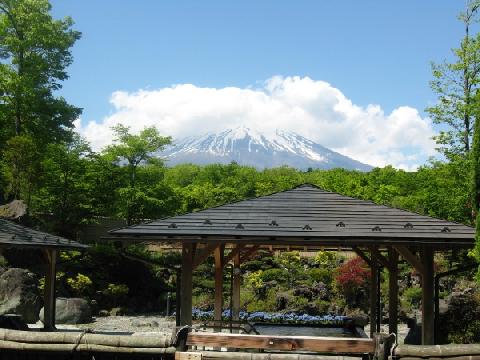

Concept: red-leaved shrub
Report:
left=335, top=257, right=370, bottom=307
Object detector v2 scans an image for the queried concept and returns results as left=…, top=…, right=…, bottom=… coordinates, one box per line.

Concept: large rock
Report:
left=0, top=268, right=42, bottom=323
left=40, top=297, right=92, bottom=324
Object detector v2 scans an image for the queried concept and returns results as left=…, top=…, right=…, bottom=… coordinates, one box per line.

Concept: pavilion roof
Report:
left=0, top=219, right=88, bottom=250
left=109, top=184, right=475, bottom=248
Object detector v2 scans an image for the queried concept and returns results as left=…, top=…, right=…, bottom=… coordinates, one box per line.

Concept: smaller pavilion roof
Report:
left=0, top=219, right=88, bottom=250
left=109, top=184, right=475, bottom=248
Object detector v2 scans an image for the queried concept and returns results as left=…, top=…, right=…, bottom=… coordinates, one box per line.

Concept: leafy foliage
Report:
left=0, top=0, right=81, bottom=148
left=335, top=257, right=370, bottom=307
left=426, top=0, right=480, bottom=157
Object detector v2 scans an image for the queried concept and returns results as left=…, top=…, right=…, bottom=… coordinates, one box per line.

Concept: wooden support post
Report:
left=422, top=246, right=435, bottom=345
left=370, top=247, right=392, bottom=271
left=394, top=245, right=424, bottom=274
left=370, top=261, right=378, bottom=338
left=376, top=267, right=381, bottom=333
left=223, top=244, right=246, bottom=265
left=175, top=267, right=181, bottom=327
left=232, top=253, right=241, bottom=322
left=353, top=246, right=373, bottom=267
left=180, top=243, right=195, bottom=326
left=388, top=247, right=398, bottom=336
left=43, top=249, right=57, bottom=330
left=214, top=244, right=225, bottom=325
left=193, top=243, right=218, bottom=270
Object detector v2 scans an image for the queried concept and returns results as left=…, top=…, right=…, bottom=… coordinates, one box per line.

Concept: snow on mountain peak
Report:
left=161, top=127, right=372, bottom=171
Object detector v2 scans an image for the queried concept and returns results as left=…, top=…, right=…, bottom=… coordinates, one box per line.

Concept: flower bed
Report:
left=191, top=308, right=346, bottom=325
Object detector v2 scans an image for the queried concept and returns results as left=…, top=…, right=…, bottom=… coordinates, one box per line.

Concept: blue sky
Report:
left=51, top=1, right=467, bottom=169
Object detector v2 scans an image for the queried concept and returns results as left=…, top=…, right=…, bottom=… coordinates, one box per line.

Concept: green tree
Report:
left=0, top=0, right=81, bottom=147
left=427, top=0, right=480, bottom=157
left=36, top=134, right=93, bottom=236
left=104, top=125, right=172, bottom=224
left=1, top=134, right=41, bottom=206
left=472, top=90, right=480, bottom=275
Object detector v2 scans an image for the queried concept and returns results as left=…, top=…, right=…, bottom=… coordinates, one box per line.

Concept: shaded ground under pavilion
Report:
left=109, top=184, right=475, bottom=345
left=0, top=219, right=87, bottom=329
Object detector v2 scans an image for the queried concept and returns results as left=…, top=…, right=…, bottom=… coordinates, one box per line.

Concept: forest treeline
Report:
left=0, top=140, right=473, bottom=239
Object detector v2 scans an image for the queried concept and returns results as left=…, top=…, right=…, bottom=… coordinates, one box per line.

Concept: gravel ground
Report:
left=30, top=315, right=409, bottom=343
left=30, top=315, right=177, bottom=335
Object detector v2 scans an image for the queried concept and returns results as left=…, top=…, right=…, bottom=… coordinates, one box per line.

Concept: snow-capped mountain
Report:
left=161, top=127, right=372, bottom=171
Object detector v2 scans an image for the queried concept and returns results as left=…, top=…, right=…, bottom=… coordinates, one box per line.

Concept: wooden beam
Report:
left=240, top=245, right=260, bottom=263
left=214, top=244, right=225, bottom=324
left=352, top=246, right=373, bottom=267
left=422, top=246, right=435, bottom=345
left=394, top=245, right=425, bottom=274
left=388, top=247, right=399, bottom=336
left=192, top=243, right=218, bottom=270
left=369, top=247, right=393, bottom=271
left=180, top=243, right=195, bottom=326
left=43, top=249, right=57, bottom=330
left=223, top=244, right=246, bottom=265
left=186, top=333, right=375, bottom=353
left=232, top=253, right=241, bottom=322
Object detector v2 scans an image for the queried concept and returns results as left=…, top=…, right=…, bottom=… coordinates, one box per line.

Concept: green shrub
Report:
left=308, top=268, right=333, bottom=286
left=67, top=273, right=93, bottom=297
left=314, top=251, right=338, bottom=267
left=103, top=283, right=129, bottom=308
left=260, top=268, right=288, bottom=284
left=403, top=287, right=422, bottom=307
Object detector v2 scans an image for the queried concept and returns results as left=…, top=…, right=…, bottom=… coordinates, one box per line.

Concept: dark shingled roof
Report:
left=0, top=219, right=88, bottom=250
left=109, top=184, right=475, bottom=247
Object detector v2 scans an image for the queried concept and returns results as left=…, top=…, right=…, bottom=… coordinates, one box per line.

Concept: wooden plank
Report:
left=388, top=247, right=398, bottom=336
left=193, top=243, right=218, bottom=270
left=394, top=245, right=425, bottom=274
left=186, top=333, right=374, bottom=353
left=422, top=246, right=435, bottom=345
left=183, top=351, right=362, bottom=359
left=180, top=243, right=195, bottom=326
left=43, top=249, right=57, bottom=330
left=176, top=353, right=202, bottom=360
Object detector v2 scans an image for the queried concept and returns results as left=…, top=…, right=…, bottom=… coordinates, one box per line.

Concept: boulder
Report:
left=0, top=314, right=29, bottom=330
left=39, top=297, right=92, bottom=324
left=0, top=268, right=42, bottom=323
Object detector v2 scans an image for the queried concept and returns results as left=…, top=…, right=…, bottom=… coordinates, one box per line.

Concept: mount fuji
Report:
left=161, top=127, right=372, bottom=171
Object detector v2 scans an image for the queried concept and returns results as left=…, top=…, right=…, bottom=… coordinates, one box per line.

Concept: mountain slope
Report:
left=161, top=127, right=372, bottom=171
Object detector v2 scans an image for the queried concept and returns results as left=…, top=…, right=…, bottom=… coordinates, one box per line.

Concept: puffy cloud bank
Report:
left=76, top=76, right=436, bottom=170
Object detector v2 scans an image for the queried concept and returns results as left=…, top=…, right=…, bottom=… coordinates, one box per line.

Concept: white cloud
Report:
left=75, top=76, right=437, bottom=169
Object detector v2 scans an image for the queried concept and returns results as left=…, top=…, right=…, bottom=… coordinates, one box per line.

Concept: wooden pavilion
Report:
left=109, top=184, right=475, bottom=345
left=0, top=219, right=88, bottom=329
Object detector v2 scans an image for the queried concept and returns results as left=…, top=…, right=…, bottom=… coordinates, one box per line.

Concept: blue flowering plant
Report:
left=191, top=308, right=346, bottom=325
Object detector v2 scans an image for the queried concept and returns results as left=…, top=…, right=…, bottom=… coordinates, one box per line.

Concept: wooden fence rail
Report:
left=391, top=344, right=480, bottom=360
left=185, top=332, right=375, bottom=353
